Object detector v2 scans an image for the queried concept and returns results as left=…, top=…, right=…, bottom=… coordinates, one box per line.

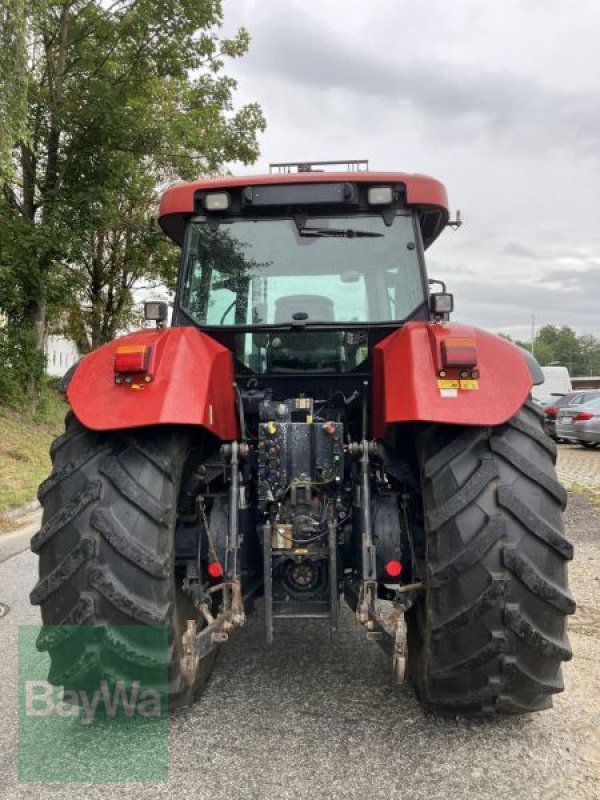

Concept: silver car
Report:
left=556, top=396, right=600, bottom=448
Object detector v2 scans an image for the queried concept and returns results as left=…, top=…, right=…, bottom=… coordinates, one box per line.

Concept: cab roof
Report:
left=158, top=171, right=449, bottom=249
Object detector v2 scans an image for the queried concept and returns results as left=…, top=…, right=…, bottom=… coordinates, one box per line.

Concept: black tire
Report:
left=407, top=400, right=575, bottom=715
left=30, top=413, right=216, bottom=707
left=579, top=441, right=598, bottom=449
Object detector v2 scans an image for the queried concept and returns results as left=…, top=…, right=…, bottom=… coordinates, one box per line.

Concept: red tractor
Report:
left=31, top=160, right=574, bottom=715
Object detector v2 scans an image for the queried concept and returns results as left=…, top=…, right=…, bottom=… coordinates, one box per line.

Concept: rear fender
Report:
left=372, top=321, right=533, bottom=439
left=67, top=327, right=239, bottom=439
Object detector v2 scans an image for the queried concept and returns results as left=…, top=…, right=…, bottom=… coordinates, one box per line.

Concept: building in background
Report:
left=45, top=335, right=79, bottom=378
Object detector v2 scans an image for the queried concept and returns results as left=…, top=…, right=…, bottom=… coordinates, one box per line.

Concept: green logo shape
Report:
left=18, top=625, right=169, bottom=782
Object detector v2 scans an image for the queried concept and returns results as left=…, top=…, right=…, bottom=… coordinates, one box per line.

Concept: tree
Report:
left=530, top=340, right=555, bottom=367
left=577, top=334, right=600, bottom=377
left=0, top=0, right=27, bottom=172
left=534, top=326, right=580, bottom=371
left=510, top=324, right=600, bottom=376
left=0, top=0, right=265, bottom=397
left=62, top=166, right=178, bottom=353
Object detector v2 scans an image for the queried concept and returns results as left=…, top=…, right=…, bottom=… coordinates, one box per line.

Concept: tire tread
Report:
left=409, top=403, right=574, bottom=715
left=31, top=418, right=215, bottom=707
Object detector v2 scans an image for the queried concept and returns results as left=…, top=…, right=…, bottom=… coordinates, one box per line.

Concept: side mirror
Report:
left=144, top=300, right=169, bottom=328
left=430, top=292, right=454, bottom=322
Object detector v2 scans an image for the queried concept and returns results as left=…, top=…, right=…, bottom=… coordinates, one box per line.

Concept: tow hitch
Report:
left=358, top=581, right=423, bottom=684
left=181, top=580, right=246, bottom=684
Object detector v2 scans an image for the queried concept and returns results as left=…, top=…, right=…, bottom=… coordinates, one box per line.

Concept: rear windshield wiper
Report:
left=298, top=227, right=383, bottom=238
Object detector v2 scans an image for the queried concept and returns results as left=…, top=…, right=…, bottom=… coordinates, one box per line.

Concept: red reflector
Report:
left=574, top=412, right=593, bottom=422
left=207, top=561, right=224, bottom=578
left=545, top=406, right=557, bottom=419
left=441, top=338, right=478, bottom=369
left=385, top=560, right=403, bottom=578
left=114, top=345, right=151, bottom=374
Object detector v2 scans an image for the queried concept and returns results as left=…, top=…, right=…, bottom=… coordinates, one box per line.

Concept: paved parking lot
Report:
left=557, top=443, right=600, bottom=497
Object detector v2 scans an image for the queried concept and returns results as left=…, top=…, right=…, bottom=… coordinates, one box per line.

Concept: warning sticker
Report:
left=459, top=380, right=479, bottom=390
left=437, top=379, right=460, bottom=390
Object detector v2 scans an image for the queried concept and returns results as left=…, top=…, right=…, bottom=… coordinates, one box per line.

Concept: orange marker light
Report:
left=114, top=345, right=151, bottom=374
left=441, top=338, right=478, bottom=369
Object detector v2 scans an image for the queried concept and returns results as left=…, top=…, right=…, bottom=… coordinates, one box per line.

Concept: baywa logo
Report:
left=26, top=679, right=163, bottom=725
left=19, top=625, right=169, bottom=782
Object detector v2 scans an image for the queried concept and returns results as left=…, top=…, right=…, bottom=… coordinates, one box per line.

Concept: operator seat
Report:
left=267, top=294, right=344, bottom=372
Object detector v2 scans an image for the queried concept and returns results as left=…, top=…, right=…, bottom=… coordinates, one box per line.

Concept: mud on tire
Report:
left=30, top=413, right=216, bottom=707
left=408, top=400, right=575, bottom=715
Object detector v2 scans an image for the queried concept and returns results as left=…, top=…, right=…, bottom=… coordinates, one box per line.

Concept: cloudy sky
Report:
left=220, top=0, right=600, bottom=339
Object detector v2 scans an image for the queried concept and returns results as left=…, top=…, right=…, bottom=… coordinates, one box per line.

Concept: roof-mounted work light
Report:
left=203, top=192, right=231, bottom=211
left=367, top=186, right=393, bottom=205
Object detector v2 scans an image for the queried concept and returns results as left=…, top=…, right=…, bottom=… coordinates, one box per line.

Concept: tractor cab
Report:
left=162, top=161, right=450, bottom=382
left=160, top=161, right=453, bottom=446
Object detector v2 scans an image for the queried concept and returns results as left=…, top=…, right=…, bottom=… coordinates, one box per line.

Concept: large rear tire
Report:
left=30, top=413, right=216, bottom=707
left=407, top=400, right=575, bottom=715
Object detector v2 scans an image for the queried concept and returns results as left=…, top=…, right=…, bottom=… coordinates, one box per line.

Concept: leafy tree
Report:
left=534, top=326, right=580, bottom=371
left=0, top=0, right=27, bottom=172
left=511, top=325, right=600, bottom=376
left=502, top=332, right=555, bottom=367
left=577, top=334, right=600, bottom=377
left=524, top=339, right=555, bottom=368
left=0, top=0, right=265, bottom=397
left=62, top=167, right=178, bottom=353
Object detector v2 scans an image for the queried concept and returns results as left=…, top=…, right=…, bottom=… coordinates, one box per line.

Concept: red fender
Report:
left=372, top=321, right=532, bottom=439
left=67, top=327, right=239, bottom=439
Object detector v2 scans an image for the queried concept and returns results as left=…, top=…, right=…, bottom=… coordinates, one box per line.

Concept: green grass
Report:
left=0, top=387, right=67, bottom=516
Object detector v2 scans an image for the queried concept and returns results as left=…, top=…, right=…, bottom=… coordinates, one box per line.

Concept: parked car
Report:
left=556, top=396, right=600, bottom=448
left=541, top=390, right=600, bottom=440
left=536, top=393, right=565, bottom=438
left=536, top=393, right=566, bottom=407
left=536, top=393, right=566, bottom=412
left=532, top=366, right=572, bottom=401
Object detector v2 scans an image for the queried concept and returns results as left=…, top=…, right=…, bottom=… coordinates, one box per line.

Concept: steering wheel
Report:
left=219, top=299, right=237, bottom=324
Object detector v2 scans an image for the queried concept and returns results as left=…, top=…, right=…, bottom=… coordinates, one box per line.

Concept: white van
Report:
left=532, top=366, right=572, bottom=401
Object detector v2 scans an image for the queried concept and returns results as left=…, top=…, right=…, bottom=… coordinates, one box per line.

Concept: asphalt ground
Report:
left=0, top=513, right=41, bottom=565
left=0, top=469, right=599, bottom=798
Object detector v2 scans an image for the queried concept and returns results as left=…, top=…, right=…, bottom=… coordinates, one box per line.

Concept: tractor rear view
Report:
left=31, top=160, right=574, bottom=715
